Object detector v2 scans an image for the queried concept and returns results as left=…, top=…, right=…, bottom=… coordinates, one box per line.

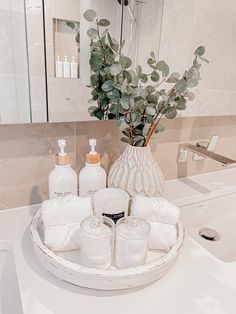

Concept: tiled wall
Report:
left=0, top=116, right=236, bottom=209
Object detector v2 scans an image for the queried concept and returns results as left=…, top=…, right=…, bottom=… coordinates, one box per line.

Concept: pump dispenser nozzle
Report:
left=55, top=139, right=70, bottom=166
left=86, top=138, right=100, bottom=164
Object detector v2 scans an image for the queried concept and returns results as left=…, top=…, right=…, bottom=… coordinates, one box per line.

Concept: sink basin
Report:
left=180, top=192, right=236, bottom=262
left=0, top=241, right=23, bottom=314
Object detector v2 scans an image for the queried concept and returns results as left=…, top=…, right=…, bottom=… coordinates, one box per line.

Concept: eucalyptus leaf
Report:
left=101, top=80, right=113, bottom=92
left=83, top=9, right=96, bottom=22
left=175, top=79, right=187, bottom=93
left=90, top=55, right=103, bottom=72
left=164, top=107, right=177, bottom=119
left=87, top=28, right=98, bottom=39
left=194, top=46, right=205, bottom=56
left=184, top=89, right=195, bottom=101
left=146, top=106, right=156, bottom=116
left=66, top=21, right=75, bottom=29
left=139, top=74, right=148, bottom=83
left=120, top=56, right=132, bottom=69
left=110, top=64, right=122, bottom=75
left=146, top=94, right=158, bottom=104
left=147, top=58, right=155, bottom=65
left=166, top=72, right=180, bottom=83
left=98, top=19, right=110, bottom=27
left=107, top=88, right=120, bottom=100
left=155, top=123, right=165, bottom=133
left=151, top=70, right=160, bottom=82
left=121, top=94, right=130, bottom=109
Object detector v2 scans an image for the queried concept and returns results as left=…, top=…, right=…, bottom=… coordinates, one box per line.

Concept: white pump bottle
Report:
left=49, top=139, right=78, bottom=199
left=79, top=139, right=107, bottom=197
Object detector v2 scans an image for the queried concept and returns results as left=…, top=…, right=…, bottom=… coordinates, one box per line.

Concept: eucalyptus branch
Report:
left=84, top=9, right=209, bottom=147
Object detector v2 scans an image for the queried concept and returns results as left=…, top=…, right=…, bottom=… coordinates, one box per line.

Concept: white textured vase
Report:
left=108, top=145, right=165, bottom=197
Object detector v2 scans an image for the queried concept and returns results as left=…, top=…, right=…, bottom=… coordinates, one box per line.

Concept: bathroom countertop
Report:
left=0, top=203, right=235, bottom=314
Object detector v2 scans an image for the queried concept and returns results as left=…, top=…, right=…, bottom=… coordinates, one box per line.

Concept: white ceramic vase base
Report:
left=108, top=145, right=165, bottom=197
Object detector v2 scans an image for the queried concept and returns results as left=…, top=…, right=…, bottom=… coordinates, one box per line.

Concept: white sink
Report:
left=180, top=192, right=236, bottom=262
left=0, top=242, right=23, bottom=314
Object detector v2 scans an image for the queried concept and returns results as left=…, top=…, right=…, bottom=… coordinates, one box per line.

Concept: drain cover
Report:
left=199, top=227, right=220, bottom=241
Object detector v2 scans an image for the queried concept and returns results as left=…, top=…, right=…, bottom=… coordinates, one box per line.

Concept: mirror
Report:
left=2, top=0, right=235, bottom=125
left=0, top=1, right=32, bottom=124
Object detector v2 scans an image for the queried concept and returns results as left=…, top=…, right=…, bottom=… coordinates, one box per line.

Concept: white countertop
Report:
left=1, top=169, right=236, bottom=314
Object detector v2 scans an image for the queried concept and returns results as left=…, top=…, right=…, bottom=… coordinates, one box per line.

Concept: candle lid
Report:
left=116, top=217, right=150, bottom=240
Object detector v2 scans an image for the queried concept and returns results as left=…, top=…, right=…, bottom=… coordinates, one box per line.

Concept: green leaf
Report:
left=121, top=78, right=128, bottom=93
left=90, top=74, right=99, bottom=85
left=151, top=70, right=160, bottom=82
left=88, top=106, right=97, bottom=115
left=156, top=61, right=169, bottom=77
left=147, top=58, right=155, bottom=65
left=66, top=21, right=75, bottom=29
left=92, top=109, right=104, bottom=120
left=75, top=33, right=80, bottom=44
left=123, top=70, right=132, bottom=83
left=136, top=65, right=142, bottom=76
left=120, top=56, right=132, bottom=69
left=121, top=137, right=129, bottom=143
left=134, top=135, right=145, bottom=147
left=110, top=64, right=122, bottom=75
left=187, top=78, right=198, bottom=88
left=100, top=98, right=110, bottom=110
left=175, top=79, right=187, bottom=93
left=164, top=107, right=177, bottom=119
left=121, top=94, right=130, bottom=109
left=139, top=74, right=148, bottom=83
left=89, top=55, right=103, bottom=72
left=194, top=46, right=205, bottom=56
left=176, top=96, right=187, bottom=110
left=146, top=95, right=158, bottom=104
left=83, top=9, right=97, bottom=22
left=146, top=106, right=156, bottom=116
left=166, top=72, right=180, bottom=83
left=107, top=88, right=120, bottom=100
left=87, top=28, right=98, bottom=39
left=101, top=80, right=113, bottom=92
left=150, top=51, right=155, bottom=59
left=184, top=89, right=195, bottom=101
left=98, top=19, right=110, bottom=26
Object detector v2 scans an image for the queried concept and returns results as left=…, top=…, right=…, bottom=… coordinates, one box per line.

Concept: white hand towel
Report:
left=44, top=222, right=81, bottom=252
left=131, top=195, right=180, bottom=225
left=41, top=195, right=93, bottom=227
left=41, top=195, right=93, bottom=251
left=149, top=222, right=177, bottom=251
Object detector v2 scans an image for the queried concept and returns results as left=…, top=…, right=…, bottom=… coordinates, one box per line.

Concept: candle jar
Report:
left=115, top=217, right=150, bottom=269
left=80, top=216, right=115, bottom=270
left=94, top=188, right=129, bottom=223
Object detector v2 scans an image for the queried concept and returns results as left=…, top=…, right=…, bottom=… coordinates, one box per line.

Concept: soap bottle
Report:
left=55, top=55, right=63, bottom=78
left=63, top=56, right=70, bottom=78
left=70, top=56, right=78, bottom=79
left=79, top=139, right=107, bottom=197
left=49, top=139, right=78, bottom=199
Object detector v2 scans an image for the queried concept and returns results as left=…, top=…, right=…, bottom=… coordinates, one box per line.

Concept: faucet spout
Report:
left=182, top=144, right=236, bottom=168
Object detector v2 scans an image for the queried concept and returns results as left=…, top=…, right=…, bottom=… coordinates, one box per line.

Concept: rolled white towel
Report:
left=149, top=222, right=177, bottom=251
left=41, top=195, right=93, bottom=227
left=131, top=195, right=180, bottom=225
left=41, top=195, right=93, bottom=251
left=44, top=222, right=81, bottom=251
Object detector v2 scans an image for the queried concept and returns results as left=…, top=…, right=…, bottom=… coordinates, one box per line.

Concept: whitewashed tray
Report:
left=30, top=209, right=185, bottom=290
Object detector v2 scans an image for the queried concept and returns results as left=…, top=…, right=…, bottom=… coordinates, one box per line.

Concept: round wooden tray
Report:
left=30, top=209, right=185, bottom=290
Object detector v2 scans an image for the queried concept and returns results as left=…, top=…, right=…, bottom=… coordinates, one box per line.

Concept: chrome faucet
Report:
left=178, top=136, right=236, bottom=168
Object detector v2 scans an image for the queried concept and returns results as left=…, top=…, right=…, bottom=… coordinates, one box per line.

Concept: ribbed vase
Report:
left=108, top=145, right=165, bottom=197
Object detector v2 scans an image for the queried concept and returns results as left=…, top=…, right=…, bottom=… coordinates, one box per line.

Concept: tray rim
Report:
left=30, top=208, right=185, bottom=277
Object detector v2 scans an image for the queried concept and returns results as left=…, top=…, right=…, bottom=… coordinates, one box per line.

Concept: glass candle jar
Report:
left=80, top=216, right=115, bottom=270
left=94, top=188, right=129, bottom=223
left=115, top=217, right=151, bottom=269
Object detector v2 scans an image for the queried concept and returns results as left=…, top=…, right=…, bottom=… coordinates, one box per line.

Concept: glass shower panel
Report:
left=0, top=0, right=31, bottom=124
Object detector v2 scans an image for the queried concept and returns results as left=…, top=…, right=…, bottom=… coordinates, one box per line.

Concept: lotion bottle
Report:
left=79, top=139, right=107, bottom=197
left=55, top=55, right=63, bottom=78
left=63, top=56, right=70, bottom=78
left=70, top=56, right=78, bottom=78
left=49, top=139, right=77, bottom=199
